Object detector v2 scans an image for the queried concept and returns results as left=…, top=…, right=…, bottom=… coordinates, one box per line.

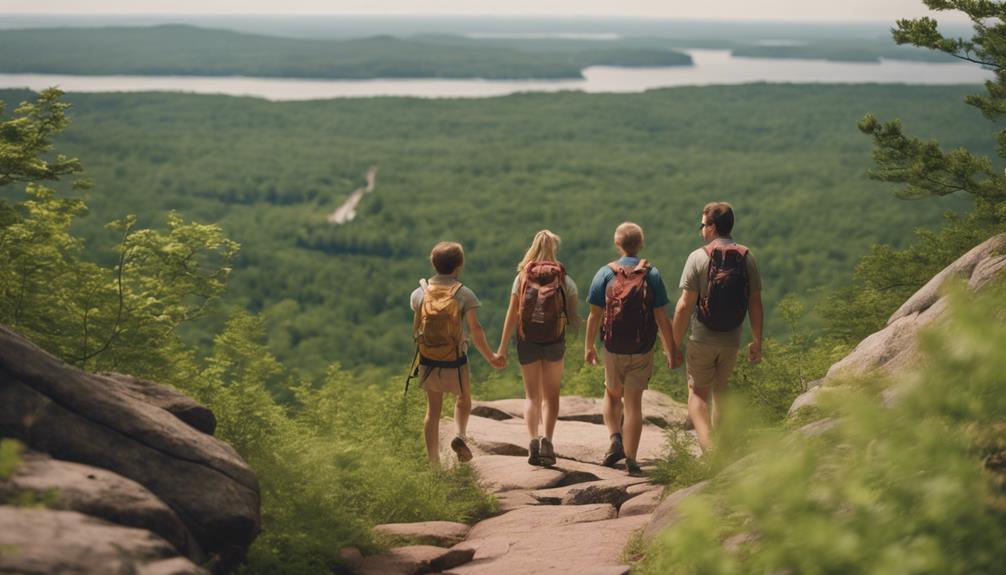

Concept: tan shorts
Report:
left=419, top=364, right=471, bottom=397
left=602, top=349, right=654, bottom=392
left=686, top=340, right=739, bottom=390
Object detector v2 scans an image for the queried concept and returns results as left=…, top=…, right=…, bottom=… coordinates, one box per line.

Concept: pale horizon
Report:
left=0, top=1, right=971, bottom=23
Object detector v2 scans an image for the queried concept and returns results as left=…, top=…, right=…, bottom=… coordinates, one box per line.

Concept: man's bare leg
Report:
left=425, top=389, right=445, bottom=465
left=688, top=385, right=714, bottom=453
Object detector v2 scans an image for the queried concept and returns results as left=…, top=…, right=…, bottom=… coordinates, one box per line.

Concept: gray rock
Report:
left=0, top=507, right=208, bottom=575
left=374, top=521, right=472, bottom=547
left=642, top=480, right=709, bottom=542
left=887, top=233, right=1006, bottom=324
left=100, top=371, right=217, bottom=435
left=619, top=487, right=663, bottom=517
left=530, top=476, right=649, bottom=507
left=0, top=451, right=201, bottom=561
left=470, top=455, right=566, bottom=493
left=0, top=326, right=260, bottom=568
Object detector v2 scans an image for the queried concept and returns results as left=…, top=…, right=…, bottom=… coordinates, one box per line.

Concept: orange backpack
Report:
left=406, top=279, right=467, bottom=395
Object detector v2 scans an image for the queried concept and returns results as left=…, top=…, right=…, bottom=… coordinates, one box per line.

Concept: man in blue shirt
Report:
left=584, top=222, right=677, bottom=476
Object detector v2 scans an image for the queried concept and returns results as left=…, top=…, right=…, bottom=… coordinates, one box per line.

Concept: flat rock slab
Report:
left=471, top=455, right=566, bottom=493
left=0, top=451, right=200, bottom=561
left=450, top=513, right=648, bottom=575
left=494, top=490, right=540, bottom=513
left=374, top=521, right=472, bottom=547
left=531, top=476, right=650, bottom=507
left=459, top=417, right=666, bottom=467
left=358, top=545, right=475, bottom=575
left=619, top=487, right=663, bottom=517
left=0, top=507, right=207, bottom=575
left=465, top=504, right=617, bottom=541
left=472, top=391, right=688, bottom=429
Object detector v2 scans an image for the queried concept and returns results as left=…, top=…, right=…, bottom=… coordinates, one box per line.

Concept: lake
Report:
left=0, top=50, right=992, bottom=100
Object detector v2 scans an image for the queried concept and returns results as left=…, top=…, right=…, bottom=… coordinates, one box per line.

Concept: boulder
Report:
left=100, top=372, right=216, bottom=435
left=357, top=545, right=475, bottom=575
left=0, top=451, right=201, bottom=561
left=642, top=480, right=709, bottom=542
left=374, top=521, right=472, bottom=547
left=0, top=507, right=207, bottom=575
left=0, top=326, right=260, bottom=568
left=619, top=487, right=663, bottom=517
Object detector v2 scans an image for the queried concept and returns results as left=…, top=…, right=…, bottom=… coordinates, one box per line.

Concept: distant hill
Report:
left=0, top=25, right=692, bottom=79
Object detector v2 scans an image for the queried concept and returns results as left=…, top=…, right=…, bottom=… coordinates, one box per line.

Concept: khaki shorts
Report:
left=686, top=340, right=739, bottom=390
left=419, top=364, right=471, bottom=397
left=602, top=348, right=654, bottom=392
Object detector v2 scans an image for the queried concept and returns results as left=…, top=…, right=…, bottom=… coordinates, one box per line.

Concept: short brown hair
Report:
left=430, top=241, right=464, bottom=274
left=702, top=202, right=735, bottom=236
left=614, top=222, right=644, bottom=256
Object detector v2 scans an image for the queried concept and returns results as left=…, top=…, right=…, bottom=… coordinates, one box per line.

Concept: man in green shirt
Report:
left=672, top=202, right=764, bottom=453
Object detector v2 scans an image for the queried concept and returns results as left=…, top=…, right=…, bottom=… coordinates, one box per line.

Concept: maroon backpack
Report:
left=603, top=260, right=657, bottom=354
left=697, top=243, right=750, bottom=332
left=518, top=261, right=567, bottom=343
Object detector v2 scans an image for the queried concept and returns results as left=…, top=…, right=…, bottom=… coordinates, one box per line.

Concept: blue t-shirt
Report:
left=586, top=256, right=671, bottom=309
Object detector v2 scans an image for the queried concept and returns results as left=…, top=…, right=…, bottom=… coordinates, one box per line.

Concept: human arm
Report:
left=497, top=293, right=520, bottom=359
left=584, top=304, right=603, bottom=365
left=466, top=309, right=504, bottom=368
left=654, top=305, right=675, bottom=370
left=672, top=289, right=698, bottom=368
left=747, top=290, right=763, bottom=363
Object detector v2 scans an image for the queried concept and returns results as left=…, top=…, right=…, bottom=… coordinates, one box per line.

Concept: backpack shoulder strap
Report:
left=733, top=244, right=750, bottom=257
left=447, top=282, right=464, bottom=297
left=419, top=278, right=430, bottom=292
left=634, top=259, right=650, bottom=273
left=607, top=261, right=622, bottom=274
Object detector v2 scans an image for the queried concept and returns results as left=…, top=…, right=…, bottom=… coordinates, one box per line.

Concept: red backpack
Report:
left=603, top=260, right=657, bottom=354
left=696, top=243, right=750, bottom=332
left=518, top=261, right=567, bottom=343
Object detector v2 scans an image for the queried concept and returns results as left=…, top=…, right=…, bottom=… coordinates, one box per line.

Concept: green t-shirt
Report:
left=679, top=238, right=763, bottom=347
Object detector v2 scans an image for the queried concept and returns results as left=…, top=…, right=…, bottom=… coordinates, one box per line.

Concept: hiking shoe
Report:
left=539, top=436, right=557, bottom=467
left=527, top=437, right=541, bottom=466
left=601, top=433, right=625, bottom=467
left=451, top=436, right=473, bottom=463
left=626, top=458, right=645, bottom=477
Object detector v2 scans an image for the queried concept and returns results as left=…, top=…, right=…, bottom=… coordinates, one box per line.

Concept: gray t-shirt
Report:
left=511, top=272, right=580, bottom=327
left=679, top=238, right=763, bottom=347
left=410, top=275, right=482, bottom=344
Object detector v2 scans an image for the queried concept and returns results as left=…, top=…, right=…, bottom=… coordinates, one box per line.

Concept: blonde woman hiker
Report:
left=497, top=230, right=579, bottom=467
left=409, top=241, right=505, bottom=467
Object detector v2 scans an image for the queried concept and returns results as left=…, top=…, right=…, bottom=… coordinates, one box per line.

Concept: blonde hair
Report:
left=517, top=230, right=561, bottom=272
left=614, top=222, right=644, bottom=256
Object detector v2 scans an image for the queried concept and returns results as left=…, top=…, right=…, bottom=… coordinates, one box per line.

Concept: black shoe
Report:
left=626, top=458, right=644, bottom=477
left=539, top=436, right=556, bottom=467
left=528, top=437, right=541, bottom=466
left=451, top=436, right=473, bottom=463
left=602, top=433, right=625, bottom=468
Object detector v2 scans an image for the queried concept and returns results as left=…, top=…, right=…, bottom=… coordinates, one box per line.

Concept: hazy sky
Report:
left=1, top=0, right=969, bottom=22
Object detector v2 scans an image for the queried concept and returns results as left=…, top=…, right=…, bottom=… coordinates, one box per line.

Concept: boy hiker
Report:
left=585, top=222, right=676, bottom=476
left=409, top=241, right=504, bottom=467
left=672, top=202, right=764, bottom=453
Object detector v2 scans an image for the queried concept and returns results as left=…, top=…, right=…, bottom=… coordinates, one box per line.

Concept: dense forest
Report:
left=0, top=24, right=957, bottom=81
left=0, top=25, right=691, bottom=79
left=0, top=84, right=983, bottom=377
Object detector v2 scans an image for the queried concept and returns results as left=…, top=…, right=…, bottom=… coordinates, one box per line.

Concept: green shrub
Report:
left=0, top=439, right=22, bottom=480
left=639, top=286, right=1006, bottom=574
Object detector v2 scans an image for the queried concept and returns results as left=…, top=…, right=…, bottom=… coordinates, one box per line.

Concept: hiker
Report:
left=497, top=230, right=579, bottom=467
left=671, top=202, right=763, bottom=453
left=584, top=222, right=676, bottom=476
left=409, top=241, right=505, bottom=466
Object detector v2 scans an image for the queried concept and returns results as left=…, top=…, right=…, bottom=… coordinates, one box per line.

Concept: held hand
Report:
left=747, top=341, right=763, bottom=364
left=664, top=351, right=674, bottom=371
left=584, top=347, right=598, bottom=366
left=672, top=347, right=684, bottom=369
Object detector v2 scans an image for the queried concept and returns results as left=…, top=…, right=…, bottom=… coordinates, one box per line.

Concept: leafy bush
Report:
left=0, top=439, right=22, bottom=480
left=639, top=286, right=1006, bottom=574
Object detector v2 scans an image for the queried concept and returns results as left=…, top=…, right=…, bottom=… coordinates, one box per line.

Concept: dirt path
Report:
left=351, top=392, right=696, bottom=575
left=328, top=166, right=378, bottom=224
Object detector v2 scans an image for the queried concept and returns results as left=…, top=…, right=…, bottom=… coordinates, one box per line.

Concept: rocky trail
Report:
left=328, top=166, right=378, bottom=224
left=349, top=390, right=697, bottom=575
